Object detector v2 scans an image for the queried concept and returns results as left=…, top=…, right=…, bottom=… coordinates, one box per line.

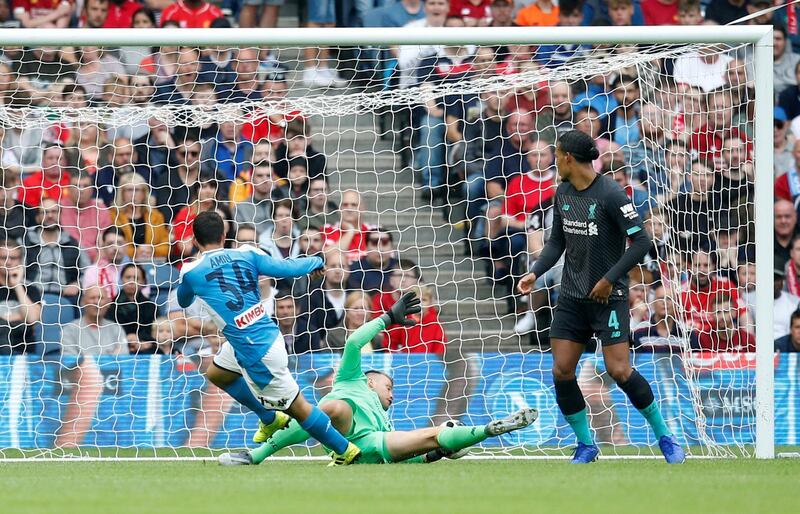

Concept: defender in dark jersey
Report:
left=518, top=131, right=685, bottom=464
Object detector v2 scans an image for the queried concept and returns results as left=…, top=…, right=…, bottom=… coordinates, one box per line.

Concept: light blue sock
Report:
left=219, top=376, right=276, bottom=425
left=299, top=406, right=349, bottom=455
left=639, top=401, right=672, bottom=439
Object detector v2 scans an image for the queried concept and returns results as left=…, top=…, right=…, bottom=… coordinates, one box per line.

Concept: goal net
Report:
left=0, top=31, right=779, bottom=460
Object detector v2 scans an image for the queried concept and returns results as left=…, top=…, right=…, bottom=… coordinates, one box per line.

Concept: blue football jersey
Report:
left=176, top=246, right=323, bottom=368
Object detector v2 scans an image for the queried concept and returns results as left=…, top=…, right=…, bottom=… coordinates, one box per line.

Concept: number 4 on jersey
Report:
left=608, top=310, right=621, bottom=338
left=608, top=311, right=620, bottom=330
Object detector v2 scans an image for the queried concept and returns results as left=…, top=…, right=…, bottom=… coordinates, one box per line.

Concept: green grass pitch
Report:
left=1, top=458, right=797, bottom=514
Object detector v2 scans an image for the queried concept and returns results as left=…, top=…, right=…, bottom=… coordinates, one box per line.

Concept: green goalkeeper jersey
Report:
left=320, top=318, right=393, bottom=442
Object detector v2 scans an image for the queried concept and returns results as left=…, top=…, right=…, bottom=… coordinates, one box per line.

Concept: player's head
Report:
left=193, top=210, right=226, bottom=250
left=555, top=130, right=600, bottom=180
left=691, top=249, right=714, bottom=289
left=365, top=370, right=394, bottom=410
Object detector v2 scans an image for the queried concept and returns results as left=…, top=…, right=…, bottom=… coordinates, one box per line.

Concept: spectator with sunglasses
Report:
left=348, top=228, right=399, bottom=294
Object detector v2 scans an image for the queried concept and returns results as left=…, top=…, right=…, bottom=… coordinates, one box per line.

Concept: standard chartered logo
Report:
left=488, top=375, right=557, bottom=445
left=563, top=218, right=598, bottom=237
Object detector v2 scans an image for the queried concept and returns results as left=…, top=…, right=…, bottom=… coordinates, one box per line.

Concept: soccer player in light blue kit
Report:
left=176, top=211, right=361, bottom=465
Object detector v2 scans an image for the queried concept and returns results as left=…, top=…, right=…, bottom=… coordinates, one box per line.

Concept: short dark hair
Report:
left=397, top=258, right=421, bottom=280
left=288, top=157, right=308, bottom=171
left=790, top=234, right=800, bottom=251
left=558, top=130, right=600, bottom=163
left=43, top=142, right=63, bottom=154
left=791, top=309, right=800, bottom=327
left=119, top=262, right=147, bottom=284
left=210, top=16, right=232, bottom=29
left=73, top=169, right=94, bottom=184
left=61, top=82, right=87, bottom=99
left=677, top=0, right=700, bottom=13
left=367, top=227, right=393, bottom=245
left=132, top=7, right=157, bottom=27
left=559, top=0, right=583, bottom=16
left=274, top=288, right=296, bottom=304
left=285, top=119, right=309, bottom=138
left=102, top=227, right=123, bottom=241
left=365, top=370, right=394, bottom=384
left=237, top=223, right=257, bottom=236
left=0, top=239, right=22, bottom=256
left=272, top=198, right=294, bottom=218
left=193, top=211, right=226, bottom=246
left=172, top=126, right=200, bottom=146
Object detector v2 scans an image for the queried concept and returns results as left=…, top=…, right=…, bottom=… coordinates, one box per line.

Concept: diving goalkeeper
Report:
left=219, top=292, right=537, bottom=465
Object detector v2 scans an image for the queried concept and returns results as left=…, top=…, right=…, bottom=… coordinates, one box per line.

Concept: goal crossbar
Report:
left=0, top=25, right=772, bottom=47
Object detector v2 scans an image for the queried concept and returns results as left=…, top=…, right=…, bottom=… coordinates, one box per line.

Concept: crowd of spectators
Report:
left=0, top=2, right=795, bottom=388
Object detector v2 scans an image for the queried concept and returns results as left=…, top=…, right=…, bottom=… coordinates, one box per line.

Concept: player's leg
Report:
left=386, top=409, right=538, bottom=462
left=319, top=399, right=354, bottom=435
left=552, top=339, right=594, bottom=442
left=207, top=344, right=280, bottom=426
left=552, top=338, right=601, bottom=463
left=385, top=428, right=441, bottom=462
left=243, top=337, right=358, bottom=465
left=598, top=301, right=684, bottom=464
left=243, top=400, right=354, bottom=465
left=549, top=295, right=598, bottom=462
left=285, top=394, right=360, bottom=464
left=220, top=419, right=312, bottom=466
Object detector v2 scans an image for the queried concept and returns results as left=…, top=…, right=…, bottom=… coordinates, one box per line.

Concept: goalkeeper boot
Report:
left=570, top=442, right=600, bottom=464
left=485, top=408, right=539, bottom=436
left=218, top=451, right=253, bottom=466
left=253, top=411, right=291, bottom=444
left=658, top=435, right=686, bottom=464
left=328, top=442, right=361, bottom=467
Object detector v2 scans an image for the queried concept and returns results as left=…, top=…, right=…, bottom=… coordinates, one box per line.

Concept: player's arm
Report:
left=337, top=292, right=421, bottom=382
left=254, top=249, right=324, bottom=279
left=588, top=188, right=652, bottom=303
left=176, top=279, right=195, bottom=309
left=518, top=196, right=565, bottom=295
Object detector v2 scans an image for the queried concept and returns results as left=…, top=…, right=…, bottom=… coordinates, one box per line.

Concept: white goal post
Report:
left=0, top=25, right=775, bottom=459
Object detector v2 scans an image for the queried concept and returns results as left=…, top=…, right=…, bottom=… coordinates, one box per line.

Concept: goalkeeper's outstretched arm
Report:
left=337, top=292, right=422, bottom=382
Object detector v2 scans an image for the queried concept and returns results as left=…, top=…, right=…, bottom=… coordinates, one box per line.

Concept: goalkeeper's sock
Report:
left=299, top=406, right=349, bottom=455
left=219, top=376, right=276, bottom=426
left=554, top=378, right=593, bottom=445
left=616, top=370, right=672, bottom=439
left=437, top=425, right=488, bottom=452
left=250, top=421, right=310, bottom=464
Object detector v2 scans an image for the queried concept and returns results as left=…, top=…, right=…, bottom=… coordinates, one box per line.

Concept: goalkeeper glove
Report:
left=380, top=291, right=421, bottom=327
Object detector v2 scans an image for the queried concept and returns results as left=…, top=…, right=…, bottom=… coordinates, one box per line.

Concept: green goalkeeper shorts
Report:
left=351, top=431, right=391, bottom=464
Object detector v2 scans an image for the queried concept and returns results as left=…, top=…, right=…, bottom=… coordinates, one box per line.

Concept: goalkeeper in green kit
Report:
left=219, top=292, right=538, bottom=465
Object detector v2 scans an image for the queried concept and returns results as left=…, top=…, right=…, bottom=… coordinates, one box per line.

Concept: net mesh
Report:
left=0, top=39, right=769, bottom=459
